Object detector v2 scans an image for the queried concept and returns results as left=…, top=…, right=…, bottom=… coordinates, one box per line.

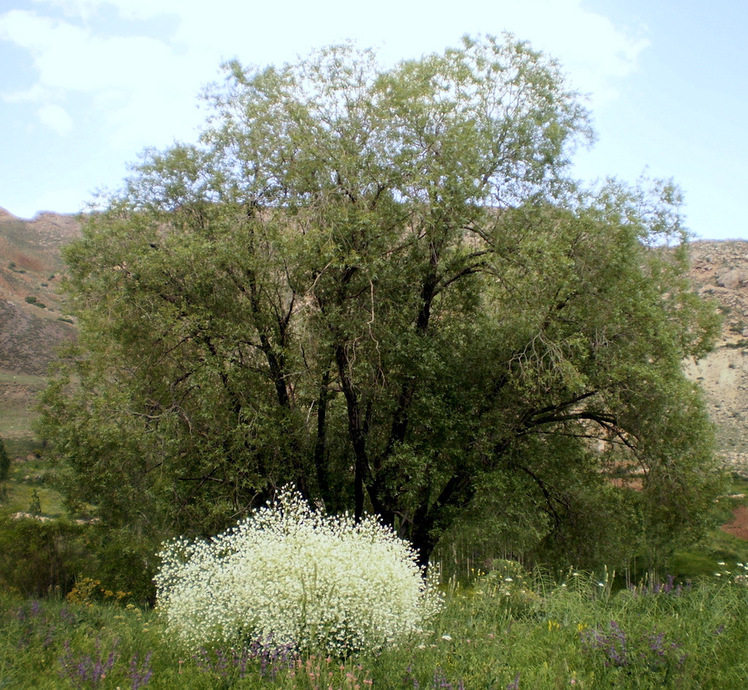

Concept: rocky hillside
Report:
left=685, top=241, right=748, bottom=477
left=0, top=208, right=79, bottom=370
left=1, top=208, right=748, bottom=476
left=0, top=208, right=79, bottom=437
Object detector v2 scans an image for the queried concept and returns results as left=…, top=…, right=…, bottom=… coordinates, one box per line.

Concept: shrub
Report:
left=0, top=437, right=9, bottom=483
left=155, top=487, right=442, bottom=655
left=87, top=527, right=159, bottom=604
left=0, top=514, right=90, bottom=596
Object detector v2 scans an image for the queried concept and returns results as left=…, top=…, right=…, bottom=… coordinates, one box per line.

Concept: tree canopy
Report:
left=41, top=35, right=722, bottom=569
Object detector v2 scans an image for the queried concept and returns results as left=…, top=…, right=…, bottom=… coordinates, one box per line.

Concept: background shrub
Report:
left=0, top=513, right=89, bottom=596
left=0, top=437, right=9, bottom=483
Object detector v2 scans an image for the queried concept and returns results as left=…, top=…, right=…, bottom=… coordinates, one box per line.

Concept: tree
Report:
left=40, top=36, right=722, bottom=569
left=0, top=437, right=9, bottom=483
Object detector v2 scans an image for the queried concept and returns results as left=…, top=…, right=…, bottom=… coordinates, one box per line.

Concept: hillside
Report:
left=685, top=241, right=748, bottom=477
left=1, top=208, right=747, bottom=477
left=0, top=208, right=79, bottom=438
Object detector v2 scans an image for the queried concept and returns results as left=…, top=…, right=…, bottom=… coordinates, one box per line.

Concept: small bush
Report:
left=0, top=437, right=9, bottom=482
left=87, top=527, right=159, bottom=604
left=0, top=514, right=90, bottom=596
left=155, top=487, right=442, bottom=655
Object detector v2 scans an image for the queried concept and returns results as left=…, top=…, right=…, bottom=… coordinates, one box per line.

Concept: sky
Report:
left=0, top=0, right=745, bottom=240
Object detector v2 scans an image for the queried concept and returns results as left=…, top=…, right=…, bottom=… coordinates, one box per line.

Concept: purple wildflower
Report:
left=580, top=621, right=628, bottom=667
left=129, top=651, right=153, bottom=689
left=59, top=638, right=119, bottom=688
left=193, top=636, right=296, bottom=681
left=430, top=667, right=465, bottom=689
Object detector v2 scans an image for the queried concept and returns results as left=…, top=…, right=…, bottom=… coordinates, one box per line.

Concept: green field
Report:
left=0, top=566, right=746, bottom=688
left=0, top=370, right=46, bottom=439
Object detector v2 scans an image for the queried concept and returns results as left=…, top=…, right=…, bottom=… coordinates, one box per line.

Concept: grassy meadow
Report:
left=1, top=457, right=748, bottom=687
left=1, top=564, right=747, bottom=688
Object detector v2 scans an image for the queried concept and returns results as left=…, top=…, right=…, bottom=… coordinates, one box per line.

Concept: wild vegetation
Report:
left=0, top=34, right=744, bottom=687
left=155, top=488, right=442, bottom=656
left=1, top=564, right=746, bottom=688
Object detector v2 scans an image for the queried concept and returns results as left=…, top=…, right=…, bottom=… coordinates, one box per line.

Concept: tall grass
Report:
left=1, top=566, right=746, bottom=688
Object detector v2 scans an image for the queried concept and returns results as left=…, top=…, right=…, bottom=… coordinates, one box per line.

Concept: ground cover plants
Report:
left=1, top=564, right=746, bottom=688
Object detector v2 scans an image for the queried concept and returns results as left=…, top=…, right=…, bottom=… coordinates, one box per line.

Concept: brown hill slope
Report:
left=685, top=241, right=748, bottom=478
left=0, top=208, right=79, bottom=437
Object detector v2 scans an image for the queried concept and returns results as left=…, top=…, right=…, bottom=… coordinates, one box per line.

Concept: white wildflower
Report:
left=155, top=487, right=442, bottom=655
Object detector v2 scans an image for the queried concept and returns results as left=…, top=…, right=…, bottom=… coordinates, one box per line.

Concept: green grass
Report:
left=0, top=369, right=48, bottom=438
left=0, top=467, right=746, bottom=687
left=666, top=532, right=748, bottom=581
left=0, top=450, right=746, bottom=687
left=661, top=476, right=748, bottom=581
left=0, top=372, right=47, bottom=388
left=1, top=441, right=66, bottom=518
left=1, top=437, right=45, bottom=459
left=3, top=482, right=66, bottom=518
left=1, top=569, right=746, bottom=689
left=0, top=403, right=38, bottom=438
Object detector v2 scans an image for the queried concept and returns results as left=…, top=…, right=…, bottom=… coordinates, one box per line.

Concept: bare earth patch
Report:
left=721, top=505, right=748, bottom=541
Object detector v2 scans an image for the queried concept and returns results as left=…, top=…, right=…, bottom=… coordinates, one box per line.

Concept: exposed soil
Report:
left=0, top=300, right=76, bottom=375
left=721, top=505, right=748, bottom=541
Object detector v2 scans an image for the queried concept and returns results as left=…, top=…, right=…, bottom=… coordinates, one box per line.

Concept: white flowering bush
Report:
left=154, top=487, right=442, bottom=655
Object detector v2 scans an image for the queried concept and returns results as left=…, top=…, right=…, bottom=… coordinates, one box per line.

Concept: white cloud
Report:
left=0, top=10, right=177, bottom=92
left=37, top=102, right=74, bottom=133
left=3, top=83, right=51, bottom=103
left=0, top=7, right=211, bottom=146
left=521, top=2, right=649, bottom=106
left=2, top=0, right=649, bottom=166
left=30, top=0, right=177, bottom=21
left=26, top=186, right=90, bottom=215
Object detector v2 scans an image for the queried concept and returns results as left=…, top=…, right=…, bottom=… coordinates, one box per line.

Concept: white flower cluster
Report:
left=155, top=487, right=442, bottom=655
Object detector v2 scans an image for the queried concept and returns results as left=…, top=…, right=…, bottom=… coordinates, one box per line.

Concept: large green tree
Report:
left=41, top=36, right=722, bottom=568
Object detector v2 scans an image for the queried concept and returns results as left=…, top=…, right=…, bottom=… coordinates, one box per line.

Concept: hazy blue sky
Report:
left=1, top=0, right=745, bottom=240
